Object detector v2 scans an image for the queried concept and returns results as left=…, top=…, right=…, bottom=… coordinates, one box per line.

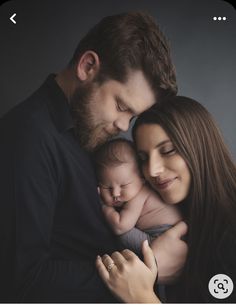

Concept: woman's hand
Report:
left=96, top=240, right=161, bottom=303
left=151, top=221, right=188, bottom=284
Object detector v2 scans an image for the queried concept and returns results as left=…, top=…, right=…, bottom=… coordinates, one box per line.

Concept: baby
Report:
left=93, top=138, right=182, bottom=254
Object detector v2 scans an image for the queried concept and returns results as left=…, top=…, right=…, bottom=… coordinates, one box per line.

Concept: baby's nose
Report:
left=112, top=186, right=121, bottom=198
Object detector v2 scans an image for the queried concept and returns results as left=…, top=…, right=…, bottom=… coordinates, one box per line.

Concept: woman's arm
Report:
left=96, top=240, right=161, bottom=303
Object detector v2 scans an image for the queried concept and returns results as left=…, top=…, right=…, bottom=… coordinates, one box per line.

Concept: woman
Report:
left=96, top=96, right=236, bottom=303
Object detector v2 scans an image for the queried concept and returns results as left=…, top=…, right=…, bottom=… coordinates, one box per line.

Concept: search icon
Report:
left=209, top=274, right=234, bottom=299
left=218, top=283, right=225, bottom=290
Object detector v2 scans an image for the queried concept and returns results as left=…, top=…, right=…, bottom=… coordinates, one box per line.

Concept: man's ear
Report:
left=76, top=51, right=100, bottom=82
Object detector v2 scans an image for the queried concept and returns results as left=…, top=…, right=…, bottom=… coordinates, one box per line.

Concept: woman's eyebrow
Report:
left=137, top=140, right=171, bottom=153
left=155, top=139, right=171, bottom=148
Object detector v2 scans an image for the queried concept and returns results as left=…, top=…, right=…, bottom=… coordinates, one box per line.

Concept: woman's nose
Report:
left=148, top=155, right=165, bottom=177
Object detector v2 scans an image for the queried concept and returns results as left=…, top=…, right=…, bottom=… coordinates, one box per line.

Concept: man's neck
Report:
left=55, top=69, right=77, bottom=103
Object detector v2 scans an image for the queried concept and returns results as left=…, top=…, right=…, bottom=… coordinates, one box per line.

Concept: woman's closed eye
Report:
left=161, top=146, right=176, bottom=156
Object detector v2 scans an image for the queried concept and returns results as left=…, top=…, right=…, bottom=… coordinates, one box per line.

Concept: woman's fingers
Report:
left=111, top=251, right=126, bottom=269
left=96, top=255, right=110, bottom=282
left=102, top=254, right=114, bottom=266
left=96, top=249, right=160, bottom=303
left=97, top=249, right=138, bottom=278
left=121, top=248, right=137, bottom=261
left=142, top=240, right=158, bottom=277
left=166, top=220, right=188, bottom=239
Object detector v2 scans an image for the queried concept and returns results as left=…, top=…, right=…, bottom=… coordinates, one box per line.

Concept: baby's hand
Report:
left=102, top=205, right=125, bottom=234
left=102, top=205, right=116, bottom=218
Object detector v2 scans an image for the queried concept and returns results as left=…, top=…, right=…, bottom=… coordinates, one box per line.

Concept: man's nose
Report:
left=114, top=115, right=131, bottom=132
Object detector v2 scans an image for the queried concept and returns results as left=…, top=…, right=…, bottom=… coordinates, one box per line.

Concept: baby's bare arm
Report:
left=102, top=195, right=146, bottom=235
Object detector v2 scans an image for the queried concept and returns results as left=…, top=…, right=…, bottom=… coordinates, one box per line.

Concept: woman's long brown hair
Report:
left=132, top=96, right=236, bottom=301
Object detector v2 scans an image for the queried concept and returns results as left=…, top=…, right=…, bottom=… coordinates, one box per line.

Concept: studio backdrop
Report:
left=0, top=0, right=235, bottom=157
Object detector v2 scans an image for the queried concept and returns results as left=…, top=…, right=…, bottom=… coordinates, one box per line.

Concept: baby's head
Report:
left=93, top=138, right=144, bottom=207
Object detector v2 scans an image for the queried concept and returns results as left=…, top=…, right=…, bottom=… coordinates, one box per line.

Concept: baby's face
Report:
left=99, top=163, right=143, bottom=207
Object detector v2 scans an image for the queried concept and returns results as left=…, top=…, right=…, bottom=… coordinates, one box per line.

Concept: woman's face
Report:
left=135, top=124, right=191, bottom=205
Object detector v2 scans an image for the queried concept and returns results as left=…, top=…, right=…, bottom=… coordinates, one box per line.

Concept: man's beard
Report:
left=70, top=82, right=116, bottom=152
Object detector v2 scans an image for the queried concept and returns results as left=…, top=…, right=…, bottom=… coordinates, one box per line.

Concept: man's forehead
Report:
left=123, top=70, right=156, bottom=113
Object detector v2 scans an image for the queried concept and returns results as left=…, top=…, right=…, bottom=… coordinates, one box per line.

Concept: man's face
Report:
left=70, top=70, right=156, bottom=152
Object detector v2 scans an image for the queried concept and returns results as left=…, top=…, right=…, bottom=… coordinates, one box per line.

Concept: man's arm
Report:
left=0, top=123, right=116, bottom=302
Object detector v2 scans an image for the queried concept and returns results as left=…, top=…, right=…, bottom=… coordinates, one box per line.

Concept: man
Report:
left=0, top=11, right=186, bottom=302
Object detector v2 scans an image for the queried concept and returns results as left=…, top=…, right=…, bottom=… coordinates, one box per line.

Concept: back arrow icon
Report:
left=10, top=13, right=16, bottom=24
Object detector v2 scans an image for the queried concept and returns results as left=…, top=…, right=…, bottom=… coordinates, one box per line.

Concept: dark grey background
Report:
left=0, top=0, right=235, bottom=158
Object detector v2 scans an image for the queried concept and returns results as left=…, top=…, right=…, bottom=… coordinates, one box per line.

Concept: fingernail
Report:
left=144, top=239, right=149, bottom=247
left=97, top=255, right=101, bottom=260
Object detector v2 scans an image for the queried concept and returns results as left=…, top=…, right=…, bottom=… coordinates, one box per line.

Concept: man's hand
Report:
left=151, top=221, right=188, bottom=284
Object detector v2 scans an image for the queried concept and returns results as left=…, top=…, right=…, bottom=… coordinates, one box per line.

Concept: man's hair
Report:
left=69, top=11, right=177, bottom=98
left=93, top=138, right=140, bottom=175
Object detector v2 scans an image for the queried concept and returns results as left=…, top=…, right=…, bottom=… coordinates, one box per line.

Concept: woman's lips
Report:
left=155, top=178, right=177, bottom=190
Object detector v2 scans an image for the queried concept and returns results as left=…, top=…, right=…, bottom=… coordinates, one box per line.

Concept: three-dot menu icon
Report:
left=213, top=17, right=227, bottom=21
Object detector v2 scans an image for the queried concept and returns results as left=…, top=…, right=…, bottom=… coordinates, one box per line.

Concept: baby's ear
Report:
left=97, top=186, right=101, bottom=195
